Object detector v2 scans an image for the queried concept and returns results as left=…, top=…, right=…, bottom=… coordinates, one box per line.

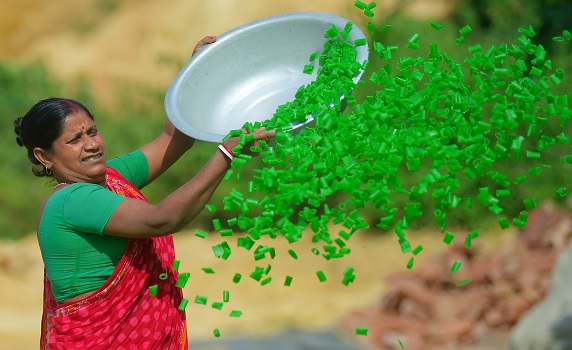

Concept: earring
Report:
left=46, top=167, right=52, bottom=176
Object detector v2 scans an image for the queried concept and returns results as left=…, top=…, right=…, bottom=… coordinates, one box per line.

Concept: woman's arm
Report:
left=139, top=36, right=217, bottom=184
left=138, top=119, right=195, bottom=184
left=104, top=127, right=276, bottom=238
left=104, top=35, right=277, bottom=238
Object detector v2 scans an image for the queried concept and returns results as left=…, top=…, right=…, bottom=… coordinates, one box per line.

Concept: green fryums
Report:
left=213, top=19, right=570, bottom=298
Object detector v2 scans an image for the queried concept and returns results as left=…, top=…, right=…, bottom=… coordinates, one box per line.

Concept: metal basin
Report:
left=165, top=12, right=368, bottom=143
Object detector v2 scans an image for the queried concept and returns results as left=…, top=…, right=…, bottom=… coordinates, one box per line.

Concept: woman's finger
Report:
left=253, top=128, right=276, bottom=140
left=192, top=35, right=217, bottom=57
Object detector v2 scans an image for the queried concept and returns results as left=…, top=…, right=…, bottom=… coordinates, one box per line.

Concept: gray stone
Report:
left=509, top=240, right=572, bottom=350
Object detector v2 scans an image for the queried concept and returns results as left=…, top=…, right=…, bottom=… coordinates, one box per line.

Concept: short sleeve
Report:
left=62, top=184, right=126, bottom=235
left=107, top=150, right=149, bottom=189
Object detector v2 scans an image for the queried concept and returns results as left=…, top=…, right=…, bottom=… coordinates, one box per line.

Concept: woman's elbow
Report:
left=145, top=216, right=185, bottom=236
left=106, top=206, right=182, bottom=238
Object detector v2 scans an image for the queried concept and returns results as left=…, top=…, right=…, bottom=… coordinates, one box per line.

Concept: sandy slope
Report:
left=0, top=0, right=454, bottom=106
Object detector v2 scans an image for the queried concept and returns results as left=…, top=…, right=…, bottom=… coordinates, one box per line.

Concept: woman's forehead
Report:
left=58, top=112, right=96, bottom=136
left=63, top=112, right=95, bottom=128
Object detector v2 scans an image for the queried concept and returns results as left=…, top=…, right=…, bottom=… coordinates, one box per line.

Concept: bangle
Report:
left=218, top=144, right=235, bottom=160
left=220, top=143, right=236, bottom=158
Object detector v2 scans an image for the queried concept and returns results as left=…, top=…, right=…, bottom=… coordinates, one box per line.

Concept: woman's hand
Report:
left=192, top=36, right=217, bottom=57
left=223, top=127, right=277, bottom=157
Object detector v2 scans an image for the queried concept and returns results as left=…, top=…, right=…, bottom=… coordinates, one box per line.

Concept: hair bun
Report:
left=13, top=117, right=24, bottom=147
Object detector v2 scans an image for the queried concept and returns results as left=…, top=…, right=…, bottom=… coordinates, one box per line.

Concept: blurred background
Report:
left=0, top=0, right=571, bottom=349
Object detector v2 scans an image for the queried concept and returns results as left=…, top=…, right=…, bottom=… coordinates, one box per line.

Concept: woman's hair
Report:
left=13, top=98, right=95, bottom=177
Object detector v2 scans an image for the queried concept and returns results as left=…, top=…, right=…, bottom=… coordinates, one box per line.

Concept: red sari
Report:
left=40, top=167, right=187, bottom=350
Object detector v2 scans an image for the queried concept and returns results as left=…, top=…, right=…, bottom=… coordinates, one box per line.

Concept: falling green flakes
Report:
left=229, top=310, right=243, bottom=318
left=187, top=15, right=572, bottom=339
left=178, top=298, right=189, bottom=311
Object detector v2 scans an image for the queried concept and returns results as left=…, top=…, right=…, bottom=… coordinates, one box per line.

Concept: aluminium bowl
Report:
left=165, top=11, right=369, bottom=143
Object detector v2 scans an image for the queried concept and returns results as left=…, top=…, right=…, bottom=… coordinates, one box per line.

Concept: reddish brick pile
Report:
left=340, top=202, right=572, bottom=350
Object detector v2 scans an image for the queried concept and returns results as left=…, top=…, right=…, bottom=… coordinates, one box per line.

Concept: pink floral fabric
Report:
left=40, top=167, right=187, bottom=349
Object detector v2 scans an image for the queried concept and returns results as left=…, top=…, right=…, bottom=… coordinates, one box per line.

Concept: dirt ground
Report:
left=0, top=228, right=513, bottom=350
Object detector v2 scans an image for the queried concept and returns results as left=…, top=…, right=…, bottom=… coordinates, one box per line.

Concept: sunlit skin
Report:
left=33, top=112, right=107, bottom=187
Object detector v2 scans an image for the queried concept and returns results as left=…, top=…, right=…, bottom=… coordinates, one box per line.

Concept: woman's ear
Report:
left=33, top=147, right=52, bottom=171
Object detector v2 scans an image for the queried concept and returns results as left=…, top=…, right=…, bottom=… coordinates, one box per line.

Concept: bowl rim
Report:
left=164, top=11, right=369, bottom=142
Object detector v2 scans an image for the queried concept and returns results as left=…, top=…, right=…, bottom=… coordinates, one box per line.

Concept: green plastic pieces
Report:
left=195, top=230, right=207, bottom=239
left=451, top=260, right=462, bottom=273
left=456, top=278, right=471, bottom=287
left=187, top=16, right=572, bottom=341
left=232, top=273, right=242, bottom=283
left=178, top=298, right=189, bottom=311
left=430, top=21, right=443, bottom=30
left=443, top=232, right=455, bottom=245
left=175, top=272, right=190, bottom=288
left=354, top=1, right=376, bottom=17
left=342, top=266, right=356, bottom=286
left=406, top=257, right=414, bottom=270
left=229, top=310, right=243, bottom=318
left=195, top=295, right=208, bottom=305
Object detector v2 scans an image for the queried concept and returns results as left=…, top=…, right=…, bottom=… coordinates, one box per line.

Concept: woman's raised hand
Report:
left=223, top=127, right=276, bottom=157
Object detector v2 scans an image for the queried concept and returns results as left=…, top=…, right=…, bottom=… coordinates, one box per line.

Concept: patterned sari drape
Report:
left=40, top=167, right=187, bottom=350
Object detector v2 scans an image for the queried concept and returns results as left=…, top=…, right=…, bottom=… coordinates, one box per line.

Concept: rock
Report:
left=509, top=238, right=572, bottom=350
left=339, top=201, right=572, bottom=349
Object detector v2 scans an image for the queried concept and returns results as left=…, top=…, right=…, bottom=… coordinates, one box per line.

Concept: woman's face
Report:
left=41, top=111, right=107, bottom=185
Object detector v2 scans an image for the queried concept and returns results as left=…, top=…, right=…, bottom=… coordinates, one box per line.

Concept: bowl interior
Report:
left=165, top=12, right=368, bottom=142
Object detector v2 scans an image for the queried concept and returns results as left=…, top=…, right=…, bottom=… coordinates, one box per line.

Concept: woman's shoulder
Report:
left=40, top=183, right=106, bottom=227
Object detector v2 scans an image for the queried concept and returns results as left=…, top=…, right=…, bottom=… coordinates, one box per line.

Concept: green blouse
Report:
left=38, top=150, right=149, bottom=302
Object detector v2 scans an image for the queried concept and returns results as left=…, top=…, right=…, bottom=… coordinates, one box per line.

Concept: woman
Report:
left=13, top=36, right=276, bottom=350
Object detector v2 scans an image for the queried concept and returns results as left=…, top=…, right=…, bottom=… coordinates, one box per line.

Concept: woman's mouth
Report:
left=83, top=154, right=103, bottom=162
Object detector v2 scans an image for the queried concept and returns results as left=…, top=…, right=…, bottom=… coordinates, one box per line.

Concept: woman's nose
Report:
left=84, top=136, right=100, bottom=150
